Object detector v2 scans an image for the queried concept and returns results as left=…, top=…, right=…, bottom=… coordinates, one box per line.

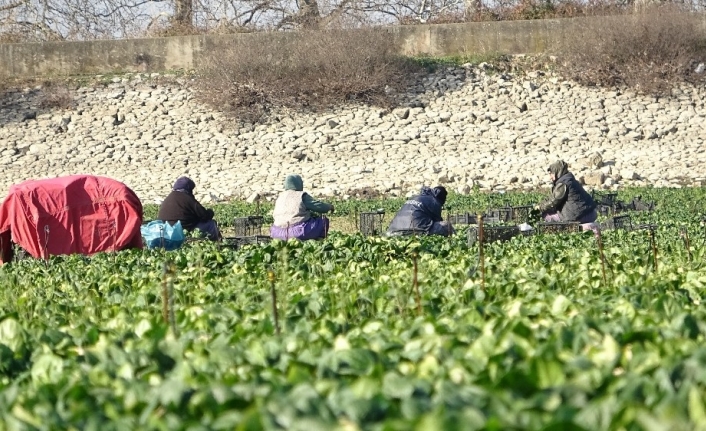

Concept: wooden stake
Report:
left=596, top=232, right=607, bottom=286
left=168, top=278, right=178, bottom=337
left=682, top=228, right=693, bottom=262
left=161, top=262, right=170, bottom=323
left=43, top=225, right=50, bottom=268
left=268, top=269, right=280, bottom=335
left=412, top=252, right=421, bottom=316
left=478, top=214, right=486, bottom=290
left=649, top=228, right=658, bottom=272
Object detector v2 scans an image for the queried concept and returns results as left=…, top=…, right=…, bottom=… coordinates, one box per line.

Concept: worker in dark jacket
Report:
left=535, top=160, right=597, bottom=223
left=157, top=177, right=221, bottom=241
left=387, top=186, right=454, bottom=236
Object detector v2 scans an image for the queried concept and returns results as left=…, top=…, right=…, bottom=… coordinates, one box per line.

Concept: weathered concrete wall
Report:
left=0, top=36, right=203, bottom=77
left=0, top=15, right=704, bottom=78
left=385, top=18, right=566, bottom=57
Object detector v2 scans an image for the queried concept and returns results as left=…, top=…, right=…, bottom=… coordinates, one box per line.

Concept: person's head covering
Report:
left=547, top=160, right=569, bottom=179
left=284, top=174, right=304, bottom=191
left=419, top=186, right=433, bottom=196
left=432, top=186, right=448, bottom=206
left=173, top=177, right=196, bottom=194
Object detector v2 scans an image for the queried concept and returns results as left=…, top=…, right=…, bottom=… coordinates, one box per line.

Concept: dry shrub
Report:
left=492, top=0, right=626, bottom=20
left=399, top=0, right=635, bottom=24
left=140, top=20, right=256, bottom=39
left=0, top=31, right=26, bottom=44
left=39, top=83, right=74, bottom=109
left=195, top=29, right=421, bottom=123
left=143, top=22, right=207, bottom=38
left=557, top=6, right=706, bottom=95
left=0, top=26, right=63, bottom=43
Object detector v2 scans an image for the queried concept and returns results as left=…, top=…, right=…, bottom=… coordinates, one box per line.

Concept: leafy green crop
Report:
left=2, top=187, right=706, bottom=430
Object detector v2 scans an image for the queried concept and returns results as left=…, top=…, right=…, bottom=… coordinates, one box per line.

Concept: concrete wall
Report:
left=386, top=18, right=566, bottom=57
left=0, top=15, right=702, bottom=78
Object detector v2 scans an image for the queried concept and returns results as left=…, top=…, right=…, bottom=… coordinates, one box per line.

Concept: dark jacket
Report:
left=158, top=190, right=214, bottom=231
left=538, top=161, right=596, bottom=222
left=387, top=187, right=444, bottom=235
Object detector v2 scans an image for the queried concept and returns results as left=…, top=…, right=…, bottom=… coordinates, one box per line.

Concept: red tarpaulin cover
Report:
left=0, top=175, right=143, bottom=264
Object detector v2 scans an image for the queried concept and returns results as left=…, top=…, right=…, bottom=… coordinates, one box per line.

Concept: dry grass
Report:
left=556, top=6, right=706, bottom=95
left=194, top=29, right=422, bottom=123
left=38, top=83, right=75, bottom=109
left=0, top=31, right=25, bottom=44
left=142, top=22, right=208, bottom=38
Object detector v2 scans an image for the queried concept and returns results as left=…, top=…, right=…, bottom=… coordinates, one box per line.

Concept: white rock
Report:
left=246, top=192, right=260, bottom=204
left=584, top=172, right=605, bottom=186
left=457, top=184, right=471, bottom=195
left=621, top=170, right=638, bottom=180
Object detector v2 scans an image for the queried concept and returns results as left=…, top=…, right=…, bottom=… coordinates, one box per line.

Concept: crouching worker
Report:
left=158, top=177, right=221, bottom=241
left=387, top=186, right=454, bottom=237
left=270, top=174, right=335, bottom=241
left=535, top=160, right=598, bottom=224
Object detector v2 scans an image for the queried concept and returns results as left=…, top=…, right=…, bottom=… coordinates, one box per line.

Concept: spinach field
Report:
left=2, top=188, right=706, bottom=430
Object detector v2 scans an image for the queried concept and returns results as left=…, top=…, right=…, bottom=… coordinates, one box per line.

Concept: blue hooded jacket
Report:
left=387, top=187, right=446, bottom=235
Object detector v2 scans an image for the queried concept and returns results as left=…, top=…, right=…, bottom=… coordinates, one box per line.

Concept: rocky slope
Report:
left=1, top=64, right=704, bottom=204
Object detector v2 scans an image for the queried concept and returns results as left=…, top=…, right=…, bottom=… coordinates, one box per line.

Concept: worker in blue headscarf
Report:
left=270, top=174, right=335, bottom=240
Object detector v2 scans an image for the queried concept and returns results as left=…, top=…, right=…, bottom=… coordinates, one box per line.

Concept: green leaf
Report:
left=689, top=386, right=706, bottom=429
left=0, top=318, right=25, bottom=353
left=11, top=404, right=43, bottom=428
left=551, top=295, right=571, bottom=316
left=30, top=353, right=64, bottom=384
left=383, top=373, right=415, bottom=399
left=530, top=359, right=566, bottom=389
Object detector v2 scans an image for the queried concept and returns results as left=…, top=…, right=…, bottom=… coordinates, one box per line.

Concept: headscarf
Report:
left=419, top=186, right=448, bottom=205
left=283, top=174, right=304, bottom=191
left=173, top=177, right=196, bottom=195
left=547, top=160, right=569, bottom=183
left=432, top=186, right=448, bottom=206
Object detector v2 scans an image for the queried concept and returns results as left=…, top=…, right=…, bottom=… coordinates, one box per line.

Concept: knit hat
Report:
left=173, top=177, right=196, bottom=193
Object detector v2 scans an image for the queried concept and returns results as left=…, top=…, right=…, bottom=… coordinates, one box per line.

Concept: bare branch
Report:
left=0, top=0, right=24, bottom=12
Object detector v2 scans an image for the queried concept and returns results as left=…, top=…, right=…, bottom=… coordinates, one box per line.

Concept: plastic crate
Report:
left=633, top=224, right=657, bottom=231
left=467, top=225, right=522, bottom=247
left=448, top=213, right=477, bottom=225
left=487, top=207, right=513, bottom=223
left=479, top=214, right=501, bottom=224
left=612, top=215, right=633, bottom=230
left=359, top=212, right=385, bottom=236
left=597, top=205, right=614, bottom=217
left=447, top=213, right=502, bottom=225
left=630, top=198, right=655, bottom=212
left=510, top=205, right=534, bottom=223
left=601, top=215, right=633, bottom=231
left=538, top=222, right=581, bottom=234
left=234, top=216, right=264, bottom=236
left=592, top=192, right=618, bottom=206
